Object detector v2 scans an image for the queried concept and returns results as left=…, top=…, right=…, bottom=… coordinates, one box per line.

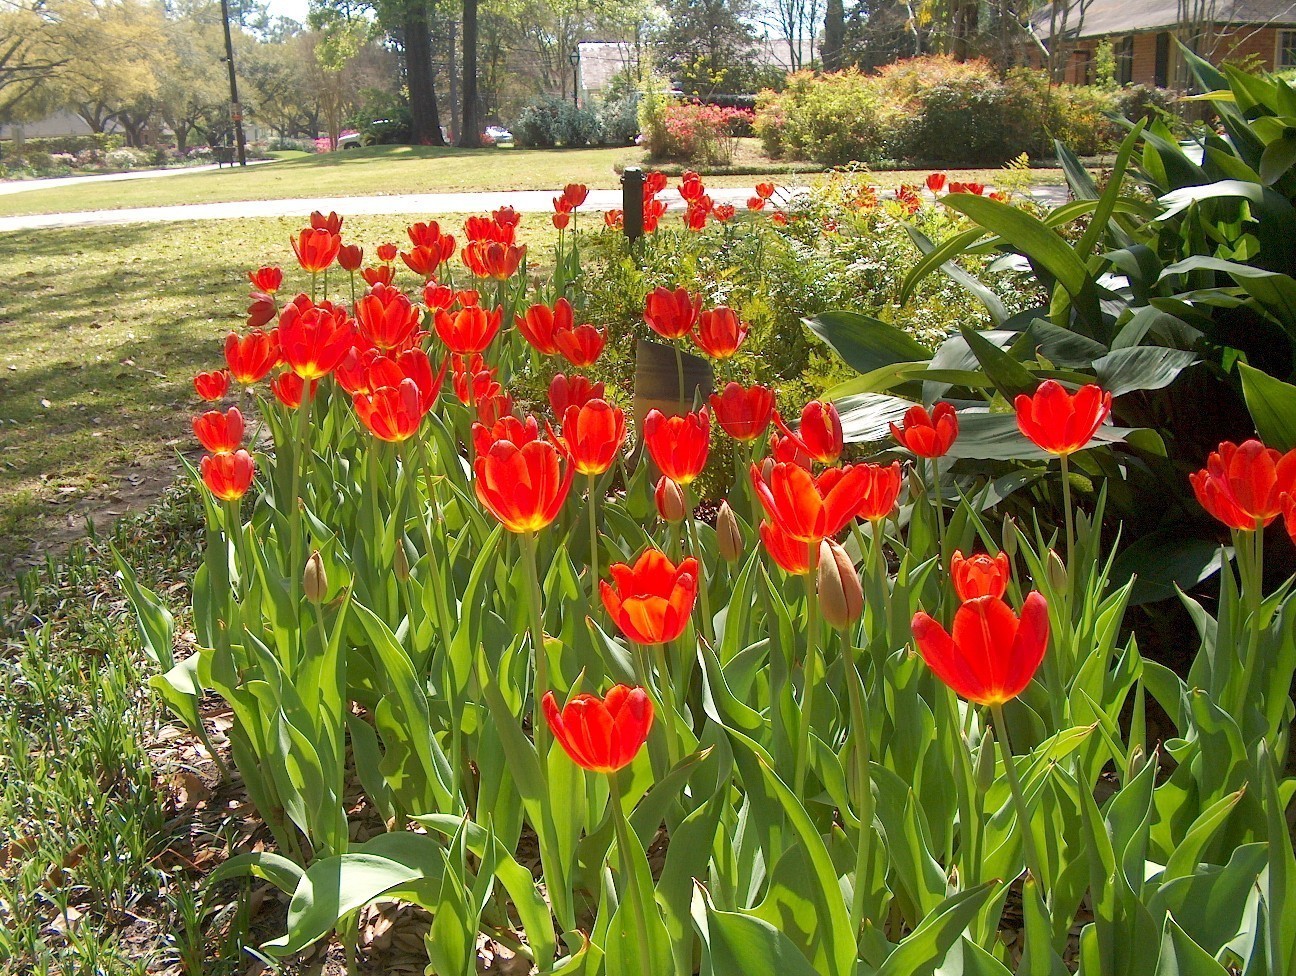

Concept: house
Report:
left=1027, top=0, right=1296, bottom=87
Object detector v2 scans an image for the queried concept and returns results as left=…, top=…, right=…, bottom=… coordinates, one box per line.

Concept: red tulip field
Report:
left=12, top=60, right=1296, bottom=976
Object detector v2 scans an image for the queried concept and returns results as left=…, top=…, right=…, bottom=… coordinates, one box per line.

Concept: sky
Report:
left=264, top=0, right=310, bottom=27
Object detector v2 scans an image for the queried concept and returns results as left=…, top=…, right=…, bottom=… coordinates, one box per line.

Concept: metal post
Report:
left=218, top=0, right=247, bottom=166
left=621, top=166, right=644, bottom=244
left=569, top=49, right=580, bottom=107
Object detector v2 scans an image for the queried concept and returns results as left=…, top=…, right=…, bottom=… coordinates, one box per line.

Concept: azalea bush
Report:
left=114, top=168, right=1296, bottom=976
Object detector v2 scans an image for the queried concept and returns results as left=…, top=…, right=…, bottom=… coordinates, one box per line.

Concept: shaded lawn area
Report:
left=0, top=140, right=1068, bottom=218
left=0, top=213, right=559, bottom=577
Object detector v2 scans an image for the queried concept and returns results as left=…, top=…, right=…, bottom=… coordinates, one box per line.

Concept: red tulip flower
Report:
left=600, top=548, right=699, bottom=645
left=310, top=210, right=343, bottom=235
left=1014, top=381, right=1113, bottom=457
left=401, top=246, right=444, bottom=280
left=925, top=173, right=947, bottom=193
left=354, top=378, right=427, bottom=442
left=476, top=392, right=514, bottom=427
left=463, top=241, right=526, bottom=280
left=271, top=371, right=316, bottom=408
left=201, top=449, right=255, bottom=502
left=337, top=244, right=363, bottom=272
left=710, top=383, right=775, bottom=443
left=774, top=400, right=843, bottom=465
left=473, top=434, right=574, bottom=534
left=552, top=211, right=571, bottom=231
left=355, top=282, right=422, bottom=352
left=362, top=265, right=395, bottom=288
left=679, top=174, right=705, bottom=202
left=542, top=685, right=653, bottom=774
left=549, top=373, right=605, bottom=416
left=517, top=299, right=571, bottom=356
left=193, top=407, right=244, bottom=454
left=755, top=182, right=775, bottom=200
left=891, top=402, right=958, bottom=458
left=194, top=369, right=230, bottom=402
left=643, top=407, right=710, bottom=485
left=760, top=519, right=816, bottom=575
left=604, top=209, right=624, bottom=229
left=291, top=227, right=341, bottom=274
left=554, top=399, right=626, bottom=476
left=1283, top=493, right=1296, bottom=545
left=643, top=198, right=667, bottom=232
left=693, top=306, right=749, bottom=359
left=713, top=203, right=736, bottom=222
left=246, top=291, right=277, bottom=329
left=644, top=286, right=703, bottom=341
left=856, top=461, right=903, bottom=523
left=769, top=431, right=812, bottom=468
left=408, top=220, right=446, bottom=248
left=751, top=462, right=871, bottom=543
left=435, top=305, right=502, bottom=355
left=422, top=283, right=455, bottom=312
left=950, top=550, right=1011, bottom=602
left=1189, top=439, right=1296, bottom=530
left=278, top=300, right=354, bottom=381
left=472, top=415, right=542, bottom=456
left=562, top=183, right=589, bottom=209
left=452, top=353, right=501, bottom=406
left=747, top=196, right=766, bottom=212
left=554, top=323, right=606, bottom=367
left=225, top=329, right=280, bottom=385
left=912, top=593, right=1050, bottom=706
left=493, top=205, right=522, bottom=230
left=377, top=242, right=398, bottom=263
left=248, top=266, right=283, bottom=293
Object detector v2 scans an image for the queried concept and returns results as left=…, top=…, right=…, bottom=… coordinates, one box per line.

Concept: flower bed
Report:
left=114, top=168, right=1296, bottom=975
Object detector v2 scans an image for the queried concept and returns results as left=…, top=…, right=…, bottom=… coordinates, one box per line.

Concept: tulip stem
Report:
left=682, top=485, right=714, bottom=645
left=610, top=770, right=653, bottom=968
left=286, top=388, right=313, bottom=622
left=1059, top=452, right=1075, bottom=572
left=794, top=569, right=821, bottom=795
left=990, top=703, right=1046, bottom=893
left=843, top=632, right=878, bottom=935
left=587, top=473, right=600, bottom=613
left=522, top=532, right=551, bottom=762
left=674, top=343, right=686, bottom=409
left=931, top=455, right=946, bottom=568
left=1238, top=522, right=1265, bottom=714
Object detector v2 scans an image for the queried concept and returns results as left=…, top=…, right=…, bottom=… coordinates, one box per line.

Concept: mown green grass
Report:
left=0, top=213, right=560, bottom=576
left=0, top=140, right=1067, bottom=218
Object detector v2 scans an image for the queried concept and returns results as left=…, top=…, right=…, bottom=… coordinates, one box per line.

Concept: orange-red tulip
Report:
left=337, top=244, right=363, bottom=272
left=552, top=211, right=571, bottom=231
left=278, top=299, right=354, bottom=381
left=774, top=400, right=843, bottom=465
left=224, top=329, right=280, bottom=385
left=554, top=323, right=606, bottom=367
left=925, top=173, right=947, bottom=193
left=710, top=383, right=775, bottom=443
left=248, top=266, right=283, bottom=293
left=423, top=283, right=455, bottom=312
left=549, top=373, right=605, bottom=416
left=554, top=400, right=625, bottom=476
left=769, top=431, right=812, bottom=468
left=693, top=306, right=748, bottom=359
left=600, top=548, right=699, bottom=645
left=891, top=402, right=958, bottom=458
left=913, top=593, right=1050, bottom=705
left=750, top=461, right=870, bottom=543
left=542, top=685, right=653, bottom=774
left=401, top=246, right=445, bottom=280
left=1014, top=381, right=1112, bottom=457
left=644, top=286, right=702, bottom=340
left=310, top=210, right=342, bottom=235
left=452, top=353, right=501, bottom=406
left=747, top=196, right=766, bottom=212
left=246, top=291, right=277, bottom=329
left=950, top=550, right=1011, bottom=602
left=476, top=392, right=514, bottom=426
left=1189, top=439, right=1296, bottom=531
left=713, top=203, right=736, bottom=222
left=291, top=227, right=341, bottom=274
left=408, top=220, right=446, bottom=248
left=604, top=209, right=624, bottom=229
left=643, top=407, right=710, bottom=485
left=377, top=242, right=398, bottom=262
left=1283, top=493, right=1296, bottom=545
left=194, top=369, right=230, bottom=402
left=755, top=182, right=775, bottom=199
left=759, top=519, right=816, bottom=575
left=517, top=299, right=572, bottom=356
left=463, top=241, right=526, bottom=280
left=201, top=449, right=255, bottom=502
left=361, top=265, right=395, bottom=288
left=856, top=461, right=903, bottom=523
left=271, top=371, right=316, bottom=408
left=654, top=476, right=686, bottom=523
left=354, top=378, right=427, bottom=442
left=192, top=407, right=244, bottom=454
left=355, top=282, right=422, bottom=352
left=435, top=305, right=502, bottom=355
left=473, top=415, right=542, bottom=456
left=562, top=183, right=589, bottom=209
left=473, top=435, right=574, bottom=534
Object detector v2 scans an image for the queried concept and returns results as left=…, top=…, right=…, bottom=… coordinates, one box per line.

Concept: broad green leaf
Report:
left=1239, top=363, right=1296, bottom=450
left=702, top=900, right=822, bottom=976
left=803, top=310, right=933, bottom=375
left=1091, top=347, right=1199, bottom=397
left=943, top=194, right=1090, bottom=298
left=1155, top=917, right=1230, bottom=976
left=875, top=882, right=1004, bottom=976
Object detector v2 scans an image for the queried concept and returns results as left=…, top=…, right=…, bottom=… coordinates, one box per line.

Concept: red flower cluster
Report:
left=193, top=404, right=255, bottom=501
left=1190, top=439, right=1296, bottom=532
left=401, top=220, right=456, bottom=280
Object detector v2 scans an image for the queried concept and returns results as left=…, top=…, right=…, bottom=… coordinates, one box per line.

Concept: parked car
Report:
left=337, top=132, right=363, bottom=150
left=483, top=125, right=514, bottom=146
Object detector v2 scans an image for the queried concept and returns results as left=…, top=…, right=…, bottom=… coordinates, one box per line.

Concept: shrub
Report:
left=597, top=91, right=641, bottom=146
left=755, top=70, right=888, bottom=167
left=104, top=147, right=148, bottom=170
left=641, top=98, right=751, bottom=165
left=513, top=95, right=601, bottom=148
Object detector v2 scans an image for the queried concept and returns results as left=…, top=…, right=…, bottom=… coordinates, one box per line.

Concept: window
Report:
left=1072, top=49, right=1093, bottom=86
left=1116, top=36, right=1134, bottom=85
left=1279, top=29, right=1296, bottom=69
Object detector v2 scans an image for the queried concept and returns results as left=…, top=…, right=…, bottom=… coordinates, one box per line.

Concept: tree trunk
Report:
left=822, top=0, right=844, bottom=71
left=404, top=0, right=444, bottom=145
left=459, top=0, right=480, bottom=147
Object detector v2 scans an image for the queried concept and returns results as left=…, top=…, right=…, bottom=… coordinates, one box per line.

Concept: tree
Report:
left=822, top=0, right=845, bottom=69
left=461, top=0, right=481, bottom=145
left=154, top=8, right=229, bottom=152
left=764, top=0, right=822, bottom=71
left=0, top=0, right=74, bottom=123
left=656, top=0, right=760, bottom=96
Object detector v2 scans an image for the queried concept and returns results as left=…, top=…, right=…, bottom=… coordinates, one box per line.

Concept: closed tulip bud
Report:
left=1002, top=516, right=1019, bottom=559
left=1126, top=744, right=1147, bottom=782
left=1045, top=549, right=1068, bottom=592
left=975, top=729, right=996, bottom=795
left=654, top=476, right=686, bottom=524
left=818, top=539, right=862, bottom=630
left=393, top=543, right=410, bottom=581
left=304, top=551, right=327, bottom=604
left=716, top=501, right=743, bottom=563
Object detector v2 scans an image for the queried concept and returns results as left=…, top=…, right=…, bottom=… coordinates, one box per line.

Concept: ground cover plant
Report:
left=93, top=166, right=1296, bottom=975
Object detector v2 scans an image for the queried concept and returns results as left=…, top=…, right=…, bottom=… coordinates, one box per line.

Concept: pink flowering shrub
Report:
left=641, top=99, right=752, bottom=166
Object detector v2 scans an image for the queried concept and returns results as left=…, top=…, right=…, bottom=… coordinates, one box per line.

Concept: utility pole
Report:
left=219, top=0, right=247, bottom=166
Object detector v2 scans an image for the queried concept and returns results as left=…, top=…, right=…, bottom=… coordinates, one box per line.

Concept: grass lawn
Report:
left=0, top=213, right=560, bottom=577
left=0, top=140, right=1068, bottom=218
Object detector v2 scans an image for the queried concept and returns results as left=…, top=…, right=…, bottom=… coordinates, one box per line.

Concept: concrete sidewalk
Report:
left=0, top=159, right=271, bottom=197
left=0, top=184, right=1071, bottom=234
